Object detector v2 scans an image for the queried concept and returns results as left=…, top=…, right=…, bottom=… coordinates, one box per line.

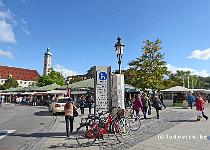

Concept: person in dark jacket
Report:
left=79, top=96, right=85, bottom=115
left=187, top=92, right=195, bottom=109
left=152, top=96, right=162, bottom=119
left=86, top=95, right=93, bottom=115
left=141, top=93, right=150, bottom=119
left=157, top=91, right=166, bottom=109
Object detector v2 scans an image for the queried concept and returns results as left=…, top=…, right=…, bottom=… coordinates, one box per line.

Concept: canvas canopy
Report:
left=161, top=86, right=190, bottom=92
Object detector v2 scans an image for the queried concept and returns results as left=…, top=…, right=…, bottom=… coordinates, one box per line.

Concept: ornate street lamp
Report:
left=114, top=37, right=125, bottom=74
left=66, top=76, right=72, bottom=97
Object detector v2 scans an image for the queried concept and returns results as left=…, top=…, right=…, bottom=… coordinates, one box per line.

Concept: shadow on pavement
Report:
left=169, top=119, right=197, bottom=122
left=172, top=107, right=196, bottom=110
left=48, top=143, right=100, bottom=149
left=34, top=111, right=52, bottom=116
left=47, top=136, right=120, bottom=149
left=9, top=131, right=73, bottom=138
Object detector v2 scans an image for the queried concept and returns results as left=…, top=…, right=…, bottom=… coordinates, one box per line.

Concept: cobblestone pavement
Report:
left=39, top=105, right=209, bottom=150
left=129, top=104, right=210, bottom=150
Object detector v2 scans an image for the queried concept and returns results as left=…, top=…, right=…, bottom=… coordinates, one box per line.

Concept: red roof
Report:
left=0, top=66, right=40, bottom=81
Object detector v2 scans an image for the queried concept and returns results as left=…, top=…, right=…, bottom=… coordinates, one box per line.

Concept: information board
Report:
left=94, top=66, right=111, bottom=114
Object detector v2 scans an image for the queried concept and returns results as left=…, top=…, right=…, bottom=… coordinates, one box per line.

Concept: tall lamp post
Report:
left=114, top=37, right=125, bottom=74
left=66, top=76, right=71, bottom=97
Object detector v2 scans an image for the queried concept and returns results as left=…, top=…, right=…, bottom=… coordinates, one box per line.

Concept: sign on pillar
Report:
left=112, top=74, right=125, bottom=109
left=94, top=66, right=111, bottom=114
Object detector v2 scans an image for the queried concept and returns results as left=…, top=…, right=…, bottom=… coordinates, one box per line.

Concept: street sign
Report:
left=94, top=66, right=111, bottom=114
left=99, top=72, right=107, bottom=80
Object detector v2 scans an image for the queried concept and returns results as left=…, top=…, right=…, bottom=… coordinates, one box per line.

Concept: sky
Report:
left=1, top=0, right=210, bottom=77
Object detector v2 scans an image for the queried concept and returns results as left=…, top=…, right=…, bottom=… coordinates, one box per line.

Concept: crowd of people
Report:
left=78, top=95, right=94, bottom=115
left=132, top=91, right=166, bottom=119
left=186, top=92, right=208, bottom=121
left=1, top=91, right=209, bottom=139
left=0, top=95, right=45, bottom=106
left=129, top=91, right=209, bottom=121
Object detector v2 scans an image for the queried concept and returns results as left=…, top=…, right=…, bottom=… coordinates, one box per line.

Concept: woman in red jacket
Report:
left=195, top=94, right=208, bottom=121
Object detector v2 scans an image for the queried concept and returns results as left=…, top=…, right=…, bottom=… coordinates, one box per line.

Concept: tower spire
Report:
left=43, top=48, right=52, bottom=75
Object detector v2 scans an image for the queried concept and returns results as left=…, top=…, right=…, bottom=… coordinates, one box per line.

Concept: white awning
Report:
left=161, top=86, right=190, bottom=92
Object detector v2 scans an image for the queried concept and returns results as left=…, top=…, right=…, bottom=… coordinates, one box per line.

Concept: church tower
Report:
left=43, top=48, right=52, bottom=75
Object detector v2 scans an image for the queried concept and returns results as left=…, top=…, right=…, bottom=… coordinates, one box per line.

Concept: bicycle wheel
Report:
left=116, top=117, right=130, bottom=135
left=126, top=113, right=141, bottom=131
left=76, top=123, right=96, bottom=146
left=112, top=121, right=124, bottom=143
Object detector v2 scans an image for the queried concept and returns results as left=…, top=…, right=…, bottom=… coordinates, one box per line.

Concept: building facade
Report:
left=43, top=48, right=52, bottom=75
left=0, top=66, right=39, bottom=87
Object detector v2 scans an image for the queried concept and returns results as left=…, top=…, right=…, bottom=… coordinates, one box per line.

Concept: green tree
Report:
left=2, top=77, right=19, bottom=89
left=69, top=75, right=84, bottom=84
left=196, top=76, right=209, bottom=89
left=37, top=70, right=64, bottom=87
left=86, top=66, right=95, bottom=79
left=167, top=70, right=200, bottom=89
left=128, top=39, right=168, bottom=90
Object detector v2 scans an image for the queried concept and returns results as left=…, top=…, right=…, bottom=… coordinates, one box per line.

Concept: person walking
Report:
left=86, top=95, right=93, bottom=115
left=133, top=94, right=143, bottom=118
left=64, top=99, right=77, bottom=138
left=187, top=92, right=195, bottom=109
left=157, top=91, right=166, bottom=109
left=141, top=93, right=150, bottom=119
left=79, top=96, right=85, bottom=115
left=152, top=96, right=162, bottom=119
left=0, top=95, right=2, bottom=107
left=195, top=94, right=208, bottom=121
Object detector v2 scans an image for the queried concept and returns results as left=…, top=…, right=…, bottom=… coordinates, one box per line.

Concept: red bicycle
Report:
left=76, top=111, right=124, bottom=146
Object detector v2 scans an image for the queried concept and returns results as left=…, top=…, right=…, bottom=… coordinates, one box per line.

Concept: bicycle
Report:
left=80, top=108, right=130, bottom=135
left=124, top=106, right=141, bottom=131
left=76, top=109, right=127, bottom=146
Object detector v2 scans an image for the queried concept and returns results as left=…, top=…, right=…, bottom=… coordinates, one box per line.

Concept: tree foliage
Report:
left=69, top=76, right=84, bottom=84
left=2, top=77, right=19, bottom=89
left=127, top=39, right=168, bottom=90
left=86, top=66, right=95, bottom=79
left=37, top=70, right=64, bottom=87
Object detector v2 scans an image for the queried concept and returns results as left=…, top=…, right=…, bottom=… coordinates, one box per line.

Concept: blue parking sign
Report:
left=99, top=72, right=107, bottom=80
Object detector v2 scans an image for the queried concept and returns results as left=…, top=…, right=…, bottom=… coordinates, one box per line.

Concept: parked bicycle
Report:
left=125, top=106, right=141, bottom=131
left=76, top=109, right=127, bottom=146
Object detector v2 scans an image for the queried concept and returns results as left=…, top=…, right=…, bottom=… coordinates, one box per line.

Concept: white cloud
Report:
left=0, top=4, right=16, bottom=43
left=0, top=20, right=16, bottom=43
left=166, top=64, right=209, bottom=77
left=21, top=18, right=27, bottom=24
left=0, top=49, right=14, bottom=58
left=22, top=26, right=30, bottom=36
left=20, top=18, right=30, bottom=36
left=188, top=48, right=210, bottom=60
left=54, top=64, right=79, bottom=77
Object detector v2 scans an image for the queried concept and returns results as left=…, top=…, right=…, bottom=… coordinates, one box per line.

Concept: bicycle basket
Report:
left=117, top=108, right=125, bottom=117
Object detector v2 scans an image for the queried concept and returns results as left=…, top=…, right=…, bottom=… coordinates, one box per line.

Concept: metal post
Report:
left=118, top=54, right=122, bottom=74
left=187, top=76, right=190, bottom=89
left=192, top=79, right=194, bottom=89
left=118, top=59, right=121, bottom=74
left=182, top=77, right=185, bottom=87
